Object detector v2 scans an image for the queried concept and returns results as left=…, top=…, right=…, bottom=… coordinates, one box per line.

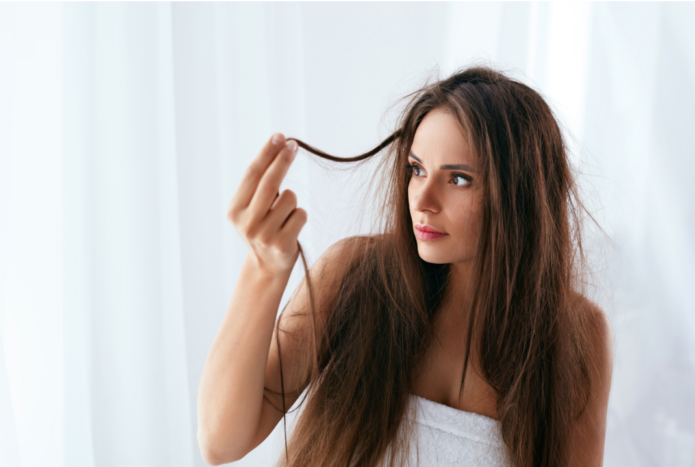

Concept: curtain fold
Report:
left=1, top=3, right=694, bottom=467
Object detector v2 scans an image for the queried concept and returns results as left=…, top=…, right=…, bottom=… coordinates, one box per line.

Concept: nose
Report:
left=409, top=177, right=441, bottom=214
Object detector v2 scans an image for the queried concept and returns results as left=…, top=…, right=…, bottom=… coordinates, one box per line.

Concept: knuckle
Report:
left=277, top=240, right=294, bottom=254
left=227, top=206, right=241, bottom=223
left=256, top=231, right=274, bottom=247
left=259, top=183, right=278, bottom=198
left=244, top=163, right=260, bottom=179
left=239, top=224, right=253, bottom=240
left=243, top=223, right=260, bottom=240
left=235, top=222, right=256, bottom=241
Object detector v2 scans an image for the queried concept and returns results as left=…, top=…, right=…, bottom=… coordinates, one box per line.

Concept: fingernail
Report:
left=286, top=140, right=298, bottom=152
left=272, top=133, right=284, bottom=146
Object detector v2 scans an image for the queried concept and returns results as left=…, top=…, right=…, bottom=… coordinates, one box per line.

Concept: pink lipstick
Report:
left=415, top=224, right=448, bottom=241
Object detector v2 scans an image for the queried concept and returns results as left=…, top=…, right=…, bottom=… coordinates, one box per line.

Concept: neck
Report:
left=442, top=260, right=476, bottom=313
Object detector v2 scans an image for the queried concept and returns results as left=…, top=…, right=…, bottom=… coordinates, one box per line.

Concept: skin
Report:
left=202, top=134, right=375, bottom=464
left=406, top=108, right=614, bottom=466
left=407, top=108, right=499, bottom=419
left=202, top=120, right=612, bottom=465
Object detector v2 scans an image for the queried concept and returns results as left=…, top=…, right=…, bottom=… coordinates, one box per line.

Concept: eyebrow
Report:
left=409, top=151, right=477, bottom=173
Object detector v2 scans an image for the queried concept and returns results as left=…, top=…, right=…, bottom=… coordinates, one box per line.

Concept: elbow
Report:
left=198, top=429, right=245, bottom=466
left=199, top=448, right=223, bottom=466
left=198, top=430, right=223, bottom=466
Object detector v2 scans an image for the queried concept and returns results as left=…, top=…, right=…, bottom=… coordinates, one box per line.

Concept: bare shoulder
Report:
left=278, top=235, right=374, bottom=331
left=315, top=235, right=374, bottom=275
left=307, top=235, right=374, bottom=293
left=249, top=236, right=376, bottom=455
left=565, top=297, right=614, bottom=467
left=570, top=291, right=614, bottom=383
left=576, top=293, right=613, bottom=347
left=262, top=235, right=374, bottom=402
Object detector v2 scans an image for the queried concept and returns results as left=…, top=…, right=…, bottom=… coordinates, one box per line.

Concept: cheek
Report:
left=453, top=203, right=483, bottom=243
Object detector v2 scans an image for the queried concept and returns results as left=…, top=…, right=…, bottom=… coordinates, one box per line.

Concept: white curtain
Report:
left=1, top=2, right=694, bottom=467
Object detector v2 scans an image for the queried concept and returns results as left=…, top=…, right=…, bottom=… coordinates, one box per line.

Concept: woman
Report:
left=197, top=66, right=614, bottom=467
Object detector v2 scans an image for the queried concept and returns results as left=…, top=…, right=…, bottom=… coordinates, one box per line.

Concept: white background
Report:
left=0, top=2, right=694, bottom=467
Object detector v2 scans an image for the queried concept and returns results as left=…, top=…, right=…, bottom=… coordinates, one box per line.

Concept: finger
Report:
left=262, top=190, right=297, bottom=233
left=232, top=133, right=286, bottom=210
left=247, top=140, right=298, bottom=222
left=280, top=207, right=308, bottom=240
left=269, top=191, right=280, bottom=210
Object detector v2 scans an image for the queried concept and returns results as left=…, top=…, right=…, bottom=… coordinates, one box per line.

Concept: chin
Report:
left=416, top=244, right=454, bottom=264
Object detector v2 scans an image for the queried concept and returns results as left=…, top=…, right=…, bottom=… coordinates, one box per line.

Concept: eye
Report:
left=405, top=163, right=423, bottom=177
left=452, top=173, right=472, bottom=186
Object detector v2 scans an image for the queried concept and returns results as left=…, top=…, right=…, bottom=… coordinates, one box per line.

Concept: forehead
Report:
left=411, top=108, right=473, bottom=164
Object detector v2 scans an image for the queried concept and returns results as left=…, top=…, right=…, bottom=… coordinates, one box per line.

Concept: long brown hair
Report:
left=265, top=65, right=597, bottom=467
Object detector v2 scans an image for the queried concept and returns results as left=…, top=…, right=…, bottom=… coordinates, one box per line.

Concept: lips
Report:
left=415, top=223, right=448, bottom=241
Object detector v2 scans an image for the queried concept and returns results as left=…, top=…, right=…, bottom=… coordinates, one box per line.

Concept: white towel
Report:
left=280, top=391, right=512, bottom=467
left=390, top=395, right=512, bottom=467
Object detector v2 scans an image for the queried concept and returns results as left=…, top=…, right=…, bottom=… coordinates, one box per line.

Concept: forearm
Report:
left=197, top=251, right=292, bottom=462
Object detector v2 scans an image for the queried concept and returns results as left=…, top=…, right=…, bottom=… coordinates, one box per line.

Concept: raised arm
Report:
left=197, top=132, right=306, bottom=465
left=196, top=131, right=362, bottom=465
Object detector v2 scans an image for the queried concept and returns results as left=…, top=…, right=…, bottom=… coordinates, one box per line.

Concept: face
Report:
left=407, top=108, right=483, bottom=266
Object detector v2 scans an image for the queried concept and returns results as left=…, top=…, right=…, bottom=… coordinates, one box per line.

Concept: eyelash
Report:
left=404, top=163, right=473, bottom=186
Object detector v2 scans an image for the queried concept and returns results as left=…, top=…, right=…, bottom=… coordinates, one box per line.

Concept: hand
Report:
left=227, top=133, right=307, bottom=275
